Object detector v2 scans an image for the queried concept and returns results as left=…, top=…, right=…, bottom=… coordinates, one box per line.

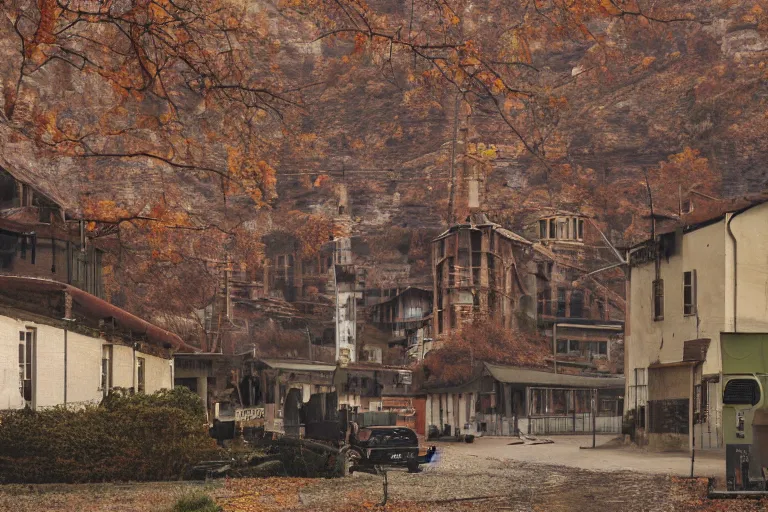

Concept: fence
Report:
left=527, top=413, right=622, bottom=435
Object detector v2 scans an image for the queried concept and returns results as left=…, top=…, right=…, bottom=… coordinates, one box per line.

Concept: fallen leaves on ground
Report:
left=0, top=482, right=215, bottom=512
left=672, top=477, right=768, bottom=511
left=217, top=477, right=314, bottom=512
left=216, top=477, right=486, bottom=511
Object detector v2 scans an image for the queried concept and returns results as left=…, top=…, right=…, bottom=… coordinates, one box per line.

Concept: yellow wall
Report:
left=626, top=201, right=768, bottom=449
left=730, top=202, right=768, bottom=333
left=627, top=220, right=727, bottom=378
left=0, top=312, right=172, bottom=410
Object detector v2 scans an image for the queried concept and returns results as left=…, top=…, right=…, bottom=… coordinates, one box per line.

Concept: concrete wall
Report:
left=63, top=329, right=103, bottom=406
left=626, top=221, right=726, bottom=380
left=111, top=344, right=135, bottom=389
left=648, top=366, right=690, bottom=400
left=730, top=202, right=768, bottom=333
left=628, top=203, right=768, bottom=393
left=0, top=312, right=172, bottom=410
left=626, top=204, right=768, bottom=448
left=143, top=352, right=173, bottom=392
left=0, top=315, right=28, bottom=409
left=626, top=221, right=727, bottom=450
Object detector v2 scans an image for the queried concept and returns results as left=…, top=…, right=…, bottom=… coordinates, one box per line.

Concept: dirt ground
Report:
left=0, top=436, right=762, bottom=512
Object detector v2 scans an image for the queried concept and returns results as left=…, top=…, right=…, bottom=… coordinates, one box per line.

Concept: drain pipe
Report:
left=726, top=210, right=747, bottom=332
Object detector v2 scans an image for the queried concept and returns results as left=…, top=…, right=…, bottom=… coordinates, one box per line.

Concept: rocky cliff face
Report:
left=276, top=1, right=768, bottom=246
left=1, top=0, right=767, bottom=307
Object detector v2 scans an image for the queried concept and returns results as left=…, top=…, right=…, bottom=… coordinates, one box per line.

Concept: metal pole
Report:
left=553, top=323, right=558, bottom=374
left=691, top=367, right=696, bottom=477
left=592, top=389, right=596, bottom=448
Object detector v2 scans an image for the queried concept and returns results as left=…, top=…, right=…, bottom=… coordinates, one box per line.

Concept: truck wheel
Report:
left=407, top=461, right=421, bottom=473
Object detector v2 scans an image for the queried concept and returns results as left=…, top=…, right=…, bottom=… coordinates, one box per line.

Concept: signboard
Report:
left=235, top=407, right=265, bottom=422
left=382, top=397, right=411, bottom=409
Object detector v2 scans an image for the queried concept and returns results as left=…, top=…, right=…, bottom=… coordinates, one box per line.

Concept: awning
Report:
left=256, top=359, right=336, bottom=372
left=484, top=363, right=625, bottom=389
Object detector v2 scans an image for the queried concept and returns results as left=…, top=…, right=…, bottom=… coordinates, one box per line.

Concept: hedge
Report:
left=0, top=387, right=220, bottom=483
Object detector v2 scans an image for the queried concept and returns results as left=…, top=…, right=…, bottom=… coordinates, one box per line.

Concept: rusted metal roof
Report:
left=683, top=338, right=711, bottom=362
left=648, top=360, right=697, bottom=369
left=483, top=363, right=624, bottom=389
left=256, top=359, right=336, bottom=372
left=367, top=286, right=432, bottom=308
left=433, top=218, right=532, bottom=246
left=0, top=275, right=194, bottom=352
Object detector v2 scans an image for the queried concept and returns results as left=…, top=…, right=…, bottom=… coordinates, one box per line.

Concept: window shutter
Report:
left=693, top=269, right=697, bottom=315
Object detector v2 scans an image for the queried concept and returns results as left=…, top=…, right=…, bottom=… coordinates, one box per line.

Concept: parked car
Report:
left=344, top=425, right=436, bottom=474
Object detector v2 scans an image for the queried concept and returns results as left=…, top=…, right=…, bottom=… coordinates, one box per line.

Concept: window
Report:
left=101, top=346, right=112, bottom=398
left=572, top=218, right=578, bottom=240
left=549, top=218, right=556, bottom=239
left=682, top=199, right=693, bottom=214
left=598, top=342, right=608, bottom=356
left=653, top=279, right=664, bottom=321
left=568, top=340, right=579, bottom=352
left=684, top=270, right=697, bottom=316
left=556, top=288, right=567, bottom=317
left=556, top=340, right=568, bottom=354
left=570, top=290, right=584, bottom=318
left=578, top=219, right=584, bottom=240
left=599, top=399, right=617, bottom=414
left=18, top=330, right=33, bottom=405
left=137, top=357, right=146, bottom=394
left=539, top=220, right=547, bottom=239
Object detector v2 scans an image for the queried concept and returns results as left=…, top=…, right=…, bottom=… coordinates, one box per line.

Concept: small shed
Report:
left=425, top=362, right=625, bottom=437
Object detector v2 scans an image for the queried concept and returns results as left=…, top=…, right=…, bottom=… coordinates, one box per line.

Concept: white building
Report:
left=625, top=199, right=768, bottom=451
left=1, top=275, right=190, bottom=410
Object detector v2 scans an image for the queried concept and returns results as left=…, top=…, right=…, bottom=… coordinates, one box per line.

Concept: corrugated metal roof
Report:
left=0, top=275, right=193, bottom=352
left=483, top=363, right=624, bottom=389
left=258, top=359, right=337, bottom=372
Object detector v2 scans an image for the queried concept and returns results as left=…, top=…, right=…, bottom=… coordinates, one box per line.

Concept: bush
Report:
left=172, top=493, right=221, bottom=512
left=0, top=387, right=220, bottom=483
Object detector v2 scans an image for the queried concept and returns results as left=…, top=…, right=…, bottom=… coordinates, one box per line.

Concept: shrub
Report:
left=0, top=387, right=220, bottom=483
left=172, top=493, right=221, bottom=512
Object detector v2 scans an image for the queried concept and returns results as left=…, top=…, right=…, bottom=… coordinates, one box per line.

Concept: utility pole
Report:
left=448, top=92, right=461, bottom=224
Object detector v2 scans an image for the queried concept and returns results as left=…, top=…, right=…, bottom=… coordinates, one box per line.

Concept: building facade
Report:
left=0, top=276, right=187, bottom=411
left=368, top=286, right=433, bottom=362
left=432, top=213, right=535, bottom=338
left=0, top=167, right=104, bottom=299
left=625, top=200, right=768, bottom=450
left=526, top=210, right=626, bottom=374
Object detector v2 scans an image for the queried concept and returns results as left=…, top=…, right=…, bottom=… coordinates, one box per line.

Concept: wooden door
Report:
left=413, top=397, right=427, bottom=436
